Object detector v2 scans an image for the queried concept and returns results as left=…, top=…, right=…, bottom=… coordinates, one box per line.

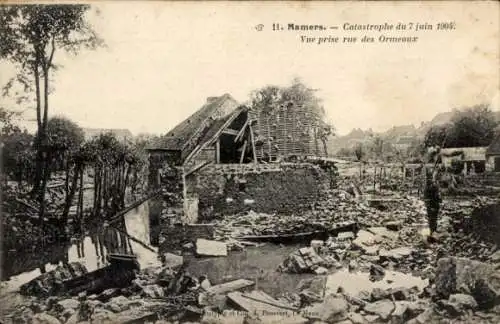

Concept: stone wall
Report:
left=185, top=163, right=329, bottom=221
left=147, top=150, right=184, bottom=244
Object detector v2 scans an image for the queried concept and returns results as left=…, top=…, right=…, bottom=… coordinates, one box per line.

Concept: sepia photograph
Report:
left=0, top=1, right=499, bottom=323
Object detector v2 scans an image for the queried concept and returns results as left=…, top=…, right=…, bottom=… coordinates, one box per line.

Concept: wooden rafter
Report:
left=249, top=124, right=258, bottom=163
left=240, top=140, right=247, bottom=164
left=222, top=128, right=239, bottom=136
left=234, top=120, right=249, bottom=143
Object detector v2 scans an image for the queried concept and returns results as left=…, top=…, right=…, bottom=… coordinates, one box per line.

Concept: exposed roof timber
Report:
left=184, top=106, right=248, bottom=165
left=234, top=120, right=249, bottom=143
left=222, top=128, right=239, bottom=136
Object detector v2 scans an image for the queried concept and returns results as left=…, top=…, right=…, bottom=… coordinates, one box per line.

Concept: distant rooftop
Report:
left=83, top=128, right=134, bottom=141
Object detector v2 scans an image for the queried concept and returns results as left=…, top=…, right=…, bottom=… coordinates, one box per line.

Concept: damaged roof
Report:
left=155, top=94, right=239, bottom=151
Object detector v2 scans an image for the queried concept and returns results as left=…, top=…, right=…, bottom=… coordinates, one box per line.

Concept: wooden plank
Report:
left=108, top=225, right=158, bottom=253
left=215, top=139, right=220, bottom=163
left=249, top=124, right=258, bottom=163
left=205, top=279, right=254, bottom=295
left=228, top=291, right=285, bottom=313
left=108, top=191, right=161, bottom=225
left=234, top=120, right=249, bottom=143
left=222, top=128, right=239, bottom=136
left=243, top=290, right=299, bottom=311
left=240, top=140, right=247, bottom=164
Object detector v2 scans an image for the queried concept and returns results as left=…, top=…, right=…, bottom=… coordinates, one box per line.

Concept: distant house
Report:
left=486, top=134, right=500, bottom=172
left=83, top=128, right=133, bottom=143
left=393, top=135, right=415, bottom=151
left=440, top=147, right=488, bottom=174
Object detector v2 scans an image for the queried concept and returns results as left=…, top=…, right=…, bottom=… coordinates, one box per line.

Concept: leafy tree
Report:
left=0, top=4, right=103, bottom=204
left=354, top=143, right=365, bottom=161
left=370, top=136, right=385, bottom=161
left=0, top=107, right=22, bottom=137
left=424, top=105, right=498, bottom=149
left=448, top=104, right=498, bottom=147
left=336, top=147, right=353, bottom=158
left=2, top=130, right=35, bottom=186
left=424, top=124, right=450, bottom=148
left=43, top=116, right=84, bottom=170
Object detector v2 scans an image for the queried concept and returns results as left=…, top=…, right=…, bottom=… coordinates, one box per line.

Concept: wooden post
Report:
left=249, top=124, right=258, bottom=164
left=215, top=139, right=220, bottom=164
left=240, top=140, right=247, bottom=164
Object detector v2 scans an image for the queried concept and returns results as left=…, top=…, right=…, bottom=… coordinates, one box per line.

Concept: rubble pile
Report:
left=213, top=189, right=428, bottom=241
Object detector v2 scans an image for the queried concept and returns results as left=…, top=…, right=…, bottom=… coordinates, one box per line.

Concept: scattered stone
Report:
left=434, top=257, right=500, bottom=309
left=183, top=242, right=195, bottom=250
left=337, top=232, right=355, bottom=241
left=352, top=230, right=378, bottom=253
left=379, top=247, right=414, bottom=261
left=348, top=259, right=358, bottom=272
left=311, top=240, right=324, bottom=250
left=385, top=221, right=403, bottom=231
left=357, top=290, right=371, bottom=301
left=489, top=250, right=500, bottom=263
left=31, top=313, right=61, bottom=324
left=91, top=308, right=118, bottom=323
left=390, top=287, right=410, bottom=301
left=161, top=253, right=184, bottom=269
left=370, top=288, right=390, bottom=301
left=205, top=279, right=254, bottom=295
left=314, top=267, right=328, bottom=275
left=55, top=299, right=80, bottom=313
left=363, top=299, right=395, bottom=320
left=449, top=293, right=478, bottom=310
left=196, top=239, right=228, bottom=257
left=200, top=276, right=212, bottom=290
left=141, top=284, right=165, bottom=298
left=279, top=247, right=326, bottom=273
left=364, top=245, right=380, bottom=256
left=297, top=277, right=326, bottom=305
left=347, top=312, right=365, bottom=324
left=306, top=294, right=349, bottom=323
left=391, top=301, right=410, bottom=324
left=369, top=264, right=385, bottom=282
left=363, top=314, right=380, bottom=323
left=367, top=227, right=398, bottom=240
left=98, top=288, right=121, bottom=302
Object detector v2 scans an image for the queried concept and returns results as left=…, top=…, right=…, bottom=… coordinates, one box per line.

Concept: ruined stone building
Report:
left=147, top=94, right=332, bottom=241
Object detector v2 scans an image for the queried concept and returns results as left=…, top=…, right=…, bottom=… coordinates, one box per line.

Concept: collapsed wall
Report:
left=185, top=163, right=330, bottom=221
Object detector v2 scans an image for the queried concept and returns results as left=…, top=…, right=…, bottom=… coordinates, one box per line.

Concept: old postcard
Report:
left=1, top=1, right=499, bottom=323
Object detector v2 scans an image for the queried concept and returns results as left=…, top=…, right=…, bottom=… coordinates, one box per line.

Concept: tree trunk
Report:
left=31, top=56, right=43, bottom=195
left=62, top=163, right=81, bottom=226
left=38, top=152, right=51, bottom=238
left=77, top=169, right=84, bottom=231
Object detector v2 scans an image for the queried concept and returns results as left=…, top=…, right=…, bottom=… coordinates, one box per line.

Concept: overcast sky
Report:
left=2, top=1, right=499, bottom=136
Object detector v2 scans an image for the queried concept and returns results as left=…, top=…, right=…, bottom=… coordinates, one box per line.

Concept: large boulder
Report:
left=363, top=299, right=395, bottom=320
left=434, top=257, right=500, bottom=309
left=31, top=313, right=62, bottom=324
